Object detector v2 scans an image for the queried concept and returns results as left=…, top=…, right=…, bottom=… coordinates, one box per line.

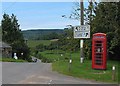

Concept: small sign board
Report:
left=74, top=25, right=90, bottom=38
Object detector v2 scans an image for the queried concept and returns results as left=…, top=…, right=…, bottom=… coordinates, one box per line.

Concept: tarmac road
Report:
left=2, top=62, right=105, bottom=84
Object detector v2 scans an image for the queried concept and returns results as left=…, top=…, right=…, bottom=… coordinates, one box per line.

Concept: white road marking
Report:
left=48, top=83, right=51, bottom=84
left=50, top=80, right=52, bottom=82
left=48, top=79, right=52, bottom=84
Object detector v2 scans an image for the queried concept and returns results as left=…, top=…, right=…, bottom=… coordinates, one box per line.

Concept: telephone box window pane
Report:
left=95, top=53, right=103, bottom=65
left=95, top=48, right=103, bottom=53
left=95, top=62, right=102, bottom=65
left=95, top=53, right=102, bottom=58
left=95, top=41, right=103, bottom=47
left=95, top=41, right=102, bottom=43
left=95, top=44, right=102, bottom=47
left=95, top=41, right=103, bottom=53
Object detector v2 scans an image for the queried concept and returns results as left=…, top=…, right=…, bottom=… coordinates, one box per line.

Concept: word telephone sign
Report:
left=74, top=25, right=90, bottom=38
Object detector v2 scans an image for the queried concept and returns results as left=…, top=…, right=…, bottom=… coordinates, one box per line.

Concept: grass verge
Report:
left=0, top=57, right=27, bottom=62
left=52, top=60, right=118, bottom=83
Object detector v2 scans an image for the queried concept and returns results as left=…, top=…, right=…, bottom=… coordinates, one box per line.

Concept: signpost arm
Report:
left=80, top=0, right=84, bottom=63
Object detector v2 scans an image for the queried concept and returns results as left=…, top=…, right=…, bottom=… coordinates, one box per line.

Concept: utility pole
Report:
left=80, top=0, right=84, bottom=63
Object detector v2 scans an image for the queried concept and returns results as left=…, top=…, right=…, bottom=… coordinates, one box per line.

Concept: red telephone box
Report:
left=92, top=33, right=107, bottom=70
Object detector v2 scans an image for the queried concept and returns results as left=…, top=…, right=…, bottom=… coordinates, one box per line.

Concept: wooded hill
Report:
left=22, top=29, right=64, bottom=40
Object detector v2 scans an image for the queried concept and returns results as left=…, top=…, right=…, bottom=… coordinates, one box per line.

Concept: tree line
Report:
left=22, top=29, right=63, bottom=40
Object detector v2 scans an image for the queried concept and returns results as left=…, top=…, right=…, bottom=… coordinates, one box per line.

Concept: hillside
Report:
left=22, top=29, right=64, bottom=40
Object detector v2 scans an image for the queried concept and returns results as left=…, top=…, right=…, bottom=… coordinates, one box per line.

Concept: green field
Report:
left=37, top=50, right=119, bottom=83
left=37, top=50, right=70, bottom=62
left=27, top=40, right=51, bottom=48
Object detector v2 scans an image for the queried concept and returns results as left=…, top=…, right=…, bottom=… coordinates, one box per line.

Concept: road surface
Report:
left=2, top=62, right=105, bottom=84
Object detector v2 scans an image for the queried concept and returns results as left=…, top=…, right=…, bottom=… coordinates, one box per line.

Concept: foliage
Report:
left=11, top=41, right=31, bottom=61
left=35, top=43, right=47, bottom=52
left=41, top=32, right=59, bottom=40
left=48, top=28, right=80, bottom=51
left=63, top=2, right=97, bottom=24
left=90, top=2, right=120, bottom=60
left=1, top=13, right=31, bottom=61
left=2, top=14, right=24, bottom=43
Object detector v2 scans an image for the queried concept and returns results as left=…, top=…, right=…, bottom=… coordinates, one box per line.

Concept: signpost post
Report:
left=80, top=0, right=84, bottom=63
left=74, top=25, right=90, bottom=63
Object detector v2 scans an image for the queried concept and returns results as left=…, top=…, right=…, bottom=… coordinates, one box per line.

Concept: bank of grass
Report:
left=0, top=57, right=27, bottom=62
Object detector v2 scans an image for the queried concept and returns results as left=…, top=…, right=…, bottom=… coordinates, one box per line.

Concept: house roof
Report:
left=0, top=42, right=12, bottom=48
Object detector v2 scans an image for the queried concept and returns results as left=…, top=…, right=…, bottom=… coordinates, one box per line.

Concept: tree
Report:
left=1, top=13, right=31, bottom=61
left=62, top=1, right=97, bottom=24
left=91, top=2, right=120, bottom=60
left=2, top=14, right=24, bottom=43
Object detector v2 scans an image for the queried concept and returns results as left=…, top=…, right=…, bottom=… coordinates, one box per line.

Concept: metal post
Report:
left=80, top=0, right=84, bottom=63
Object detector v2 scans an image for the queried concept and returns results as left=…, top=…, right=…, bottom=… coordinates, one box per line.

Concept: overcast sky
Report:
left=2, top=2, right=89, bottom=30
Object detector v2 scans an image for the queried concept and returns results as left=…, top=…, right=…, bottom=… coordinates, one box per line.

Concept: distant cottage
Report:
left=0, top=42, right=12, bottom=58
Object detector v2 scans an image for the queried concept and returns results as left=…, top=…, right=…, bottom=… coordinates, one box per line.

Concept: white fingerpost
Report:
left=14, top=53, right=18, bottom=60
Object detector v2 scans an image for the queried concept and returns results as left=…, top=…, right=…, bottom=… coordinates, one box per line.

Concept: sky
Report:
left=1, top=2, right=89, bottom=30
